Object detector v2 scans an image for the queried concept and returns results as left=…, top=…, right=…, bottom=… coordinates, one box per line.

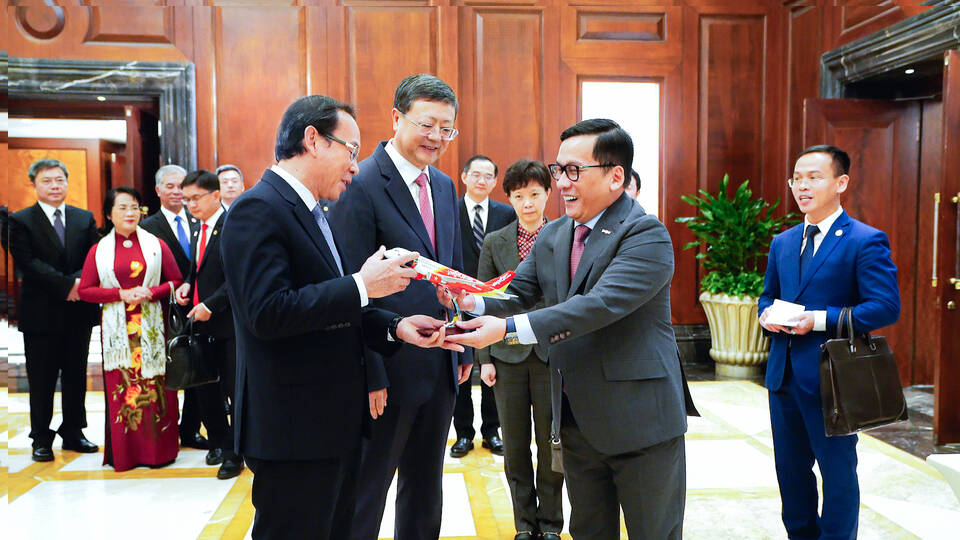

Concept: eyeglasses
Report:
left=182, top=191, right=216, bottom=204
left=324, top=133, right=360, bottom=162
left=787, top=176, right=829, bottom=188
left=547, top=163, right=615, bottom=182
left=466, top=171, right=495, bottom=182
left=399, top=111, right=459, bottom=141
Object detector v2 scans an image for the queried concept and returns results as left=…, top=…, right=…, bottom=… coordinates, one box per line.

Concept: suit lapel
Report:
left=460, top=199, right=480, bottom=259
left=32, top=204, right=64, bottom=252
left=781, top=225, right=803, bottom=301
left=796, top=211, right=850, bottom=296
left=263, top=171, right=342, bottom=277
left=431, top=167, right=455, bottom=265
left=196, top=213, right=225, bottom=273
left=553, top=218, right=573, bottom=299
left=64, top=206, right=84, bottom=262
left=376, top=147, right=437, bottom=258
left=503, top=223, right=521, bottom=270
left=566, top=195, right=631, bottom=299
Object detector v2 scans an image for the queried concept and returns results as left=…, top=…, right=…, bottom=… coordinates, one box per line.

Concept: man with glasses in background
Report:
left=216, top=165, right=245, bottom=210
left=450, top=154, right=515, bottom=459
left=329, top=73, right=472, bottom=540
left=443, top=119, right=698, bottom=539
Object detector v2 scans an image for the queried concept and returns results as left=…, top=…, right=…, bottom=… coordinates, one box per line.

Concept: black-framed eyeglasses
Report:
left=399, top=111, right=459, bottom=141
left=547, top=163, right=615, bottom=182
left=324, top=133, right=361, bottom=162
left=182, top=191, right=216, bottom=205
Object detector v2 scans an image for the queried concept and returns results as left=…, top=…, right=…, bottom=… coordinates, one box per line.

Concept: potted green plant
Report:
left=676, top=174, right=798, bottom=378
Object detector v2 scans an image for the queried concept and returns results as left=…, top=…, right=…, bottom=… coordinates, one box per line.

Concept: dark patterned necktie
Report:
left=799, top=224, right=820, bottom=281
left=53, top=208, right=66, bottom=246
left=472, top=204, right=485, bottom=251
left=569, top=224, right=591, bottom=280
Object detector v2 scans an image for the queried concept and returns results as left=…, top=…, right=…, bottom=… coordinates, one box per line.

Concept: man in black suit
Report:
left=140, top=164, right=207, bottom=450
left=451, top=154, right=514, bottom=458
left=9, top=159, right=100, bottom=461
left=328, top=74, right=473, bottom=540
left=174, top=170, right=241, bottom=480
left=220, top=94, right=450, bottom=539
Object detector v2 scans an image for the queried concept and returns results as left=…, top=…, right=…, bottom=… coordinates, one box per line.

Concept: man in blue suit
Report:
left=329, top=74, right=472, bottom=540
left=759, top=144, right=900, bottom=540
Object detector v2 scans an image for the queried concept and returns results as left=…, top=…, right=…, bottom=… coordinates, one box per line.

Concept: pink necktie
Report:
left=569, top=224, right=590, bottom=280
left=414, top=173, right=436, bottom=250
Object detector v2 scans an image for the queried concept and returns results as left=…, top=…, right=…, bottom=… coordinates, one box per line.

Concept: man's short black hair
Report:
left=502, top=159, right=552, bottom=195
left=559, top=119, right=633, bottom=178
left=216, top=164, right=242, bottom=180
left=463, top=154, right=498, bottom=177
left=28, top=158, right=69, bottom=183
left=182, top=170, right=220, bottom=192
left=797, top=144, right=851, bottom=176
left=275, top=95, right=356, bottom=161
left=393, top=74, right=458, bottom=115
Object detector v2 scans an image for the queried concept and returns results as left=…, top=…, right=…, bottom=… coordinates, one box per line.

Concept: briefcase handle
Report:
left=836, top=306, right=880, bottom=354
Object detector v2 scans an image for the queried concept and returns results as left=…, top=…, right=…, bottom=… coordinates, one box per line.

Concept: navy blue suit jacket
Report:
left=759, top=210, right=900, bottom=394
left=329, top=142, right=471, bottom=406
left=220, top=169, right=399, bottom=460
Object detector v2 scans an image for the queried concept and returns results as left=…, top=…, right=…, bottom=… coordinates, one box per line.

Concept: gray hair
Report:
left=216, top=164, right=242, bottom=181
left=28, top=159, right=69, bottom=183
left=155, top=164, right=187, bottom=184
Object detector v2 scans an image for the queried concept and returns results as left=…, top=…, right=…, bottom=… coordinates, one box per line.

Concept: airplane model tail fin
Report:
left=485, top=271, right=515, bottom=293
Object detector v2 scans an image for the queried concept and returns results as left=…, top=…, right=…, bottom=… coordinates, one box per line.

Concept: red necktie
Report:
left=569, top=224, right=590, bottom=280
left=193, top=224, right=208, bottom=306
left=414, top=173, right=436, bottom=251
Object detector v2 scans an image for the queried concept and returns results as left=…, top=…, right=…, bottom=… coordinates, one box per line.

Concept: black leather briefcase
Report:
left=819, top=307, right=907, bottom=437
left=165, top=319, right=219, bottom=390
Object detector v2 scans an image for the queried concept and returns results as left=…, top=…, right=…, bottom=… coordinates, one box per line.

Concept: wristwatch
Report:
left=388, top=316, right=403, bottom=342
left=503, top=316, right=520, bottom=346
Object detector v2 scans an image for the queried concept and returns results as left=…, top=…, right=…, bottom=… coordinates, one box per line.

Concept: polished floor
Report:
left=4, top=380, right=960, bottom=540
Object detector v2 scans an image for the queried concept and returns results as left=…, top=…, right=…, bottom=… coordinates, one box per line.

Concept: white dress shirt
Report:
left=270, top=164, right=368, bottom=307
left=37, top=200, right=67, bottom=228
left=464, top=193, right=489, bottom=232
left=801, top=205, right=844, bottom=332
left=385, top=140, right=434, bottom=212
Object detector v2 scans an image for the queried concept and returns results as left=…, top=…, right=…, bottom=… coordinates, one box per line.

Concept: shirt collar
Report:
left=37, top=200, right=66, bottom=220
left=201, top=206, right=224, bottom=229
left=159, top=205, right=188, bottom=224
left=804, top=205, right=844, bottom=235
left=385, top=140, right=430, bottom=186
left=463, top=194, right=488, bottom=214
left=272, top=164, right=319, bottom=213
left=575, top=209, right=606, bottom=231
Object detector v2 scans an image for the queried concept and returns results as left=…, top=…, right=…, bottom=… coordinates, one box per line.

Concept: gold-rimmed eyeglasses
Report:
left=399, top=111, right=459, bottom=141
left=324, top=133, right=361, bottom=162
left=182, top=191, right=216, bottom=205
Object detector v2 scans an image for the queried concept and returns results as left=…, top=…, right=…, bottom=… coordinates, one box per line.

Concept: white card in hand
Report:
left=764, top=299, right=806, bottom=326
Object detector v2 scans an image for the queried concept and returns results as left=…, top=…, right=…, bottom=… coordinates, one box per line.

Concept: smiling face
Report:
left=461, top=159, right=497, bottom=202
left=155, top=171, right=185, bottom=213
left=791, top=151, right=848, bottom=224
left=554, top=134, right=624, bottom=223
left=309, top=110, right=361, bottom=201
left=391, top=99, right=456, bottom=170
left=33, top=166, right=68, bottom=206
left=109, top=192, right=141, bottom=236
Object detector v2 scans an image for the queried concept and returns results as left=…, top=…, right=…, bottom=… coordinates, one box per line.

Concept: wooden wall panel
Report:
left=560, top=5, right=682, bottom=63
left=214, top=7, right=306, bottom=184
left=84, top=7, right=174, bottom=45
left=697, top=15, right=766, bottom=200
left=916, top=100, right=943, bottom=385
left=782, top=1, right=822, bottom=211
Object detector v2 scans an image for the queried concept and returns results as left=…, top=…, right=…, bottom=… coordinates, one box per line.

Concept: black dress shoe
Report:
left=217, top=455, right=244, bottom=480
left=206, top=448, right=224, bottom=466
left=541, top=533, right=562, bottom=540
left=450, top=437, right=474, bottom=458
left=514, top=533, right=535, bottom=540
left=180, top=432, right=209, bottom=450
left=32, top=446, right=54, bottom=462
left=61, top=435, right=99, bottom=453
left=482, top=435, right=505, bottom=456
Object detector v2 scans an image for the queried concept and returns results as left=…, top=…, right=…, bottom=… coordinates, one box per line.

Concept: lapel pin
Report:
left=212, top=230, right=218, bottom=236
left=835, top=230, right=843, bottom=237
left=323, top=205, right=329, bottom=212
left=601, top=229, right=612, bottom=235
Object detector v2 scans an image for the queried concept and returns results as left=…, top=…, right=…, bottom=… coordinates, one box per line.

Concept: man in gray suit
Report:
left=445, top=119, right=697, bottom=539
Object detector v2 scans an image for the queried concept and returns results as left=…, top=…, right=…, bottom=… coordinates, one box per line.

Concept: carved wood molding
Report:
left=820, top=0, right=960, bottom=98
left=5, top=58, right=197, bottom=171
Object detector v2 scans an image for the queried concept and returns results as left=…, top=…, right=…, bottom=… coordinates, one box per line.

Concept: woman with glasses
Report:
left=78, top=187, right=184, bottom=471
left=476, top=159, right=564, bottom=540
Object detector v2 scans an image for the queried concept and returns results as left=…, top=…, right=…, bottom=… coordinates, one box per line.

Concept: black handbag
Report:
left=167, top=282, right=190, bottom=337
left=819, top=307, right=907, bottom=437
left=165, top=318, right=220, bottom=390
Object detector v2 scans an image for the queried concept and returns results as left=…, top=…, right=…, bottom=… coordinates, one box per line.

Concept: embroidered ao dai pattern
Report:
left=78, top=230, right=182, bottom=471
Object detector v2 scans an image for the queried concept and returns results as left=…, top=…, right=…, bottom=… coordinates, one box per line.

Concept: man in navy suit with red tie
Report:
left=329, top=74, right=472, bottom=540
left=759, top=145, right=900, bottom=540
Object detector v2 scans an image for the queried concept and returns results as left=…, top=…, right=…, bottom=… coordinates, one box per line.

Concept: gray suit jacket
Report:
left=484, top=193, right=697, bottom=455
left=476, top=221, right=548, bottom=365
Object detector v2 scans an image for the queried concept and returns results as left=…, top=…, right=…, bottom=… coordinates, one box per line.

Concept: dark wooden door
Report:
left=934, top=50, right=960, bottom=445
left=803, top=98, right=921, bottom=385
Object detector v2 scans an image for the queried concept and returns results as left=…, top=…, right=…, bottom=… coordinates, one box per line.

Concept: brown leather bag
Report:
left=819, top=307, right=907, bottom=437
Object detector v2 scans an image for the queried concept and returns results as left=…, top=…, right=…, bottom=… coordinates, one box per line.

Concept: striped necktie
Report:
left=472, top=204, right=485, bottom=251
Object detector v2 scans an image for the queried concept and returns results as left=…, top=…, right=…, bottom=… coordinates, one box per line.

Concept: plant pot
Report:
left=699, top=291, right=770, bottom=379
